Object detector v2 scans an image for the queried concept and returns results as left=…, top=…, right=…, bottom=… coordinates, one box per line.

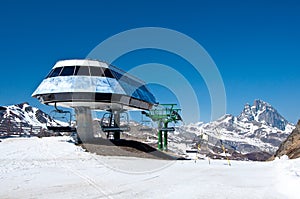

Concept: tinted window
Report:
left=60, top=66, right=75, bottom=76
left=46, top=69, right=54, bottom=78
left=103, top=69, right=114, bottom=78
left=120, top=75, right=141, bottom=87
left=49, top=67, right=63, bottom=77
left=111, top=70, right=123, bottom=80
left=74, top=66, right=90, bottom=76
left=90, top=66, right=104, bottom=76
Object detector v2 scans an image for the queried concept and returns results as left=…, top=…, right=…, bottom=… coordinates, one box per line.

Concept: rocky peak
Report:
left=15, top=102, right=30, bottom=109
left=253, top=99, right=271, bottom=111
left=238, top=103, right=254, bottom=121
left=238, top=99, right=289, bottom=130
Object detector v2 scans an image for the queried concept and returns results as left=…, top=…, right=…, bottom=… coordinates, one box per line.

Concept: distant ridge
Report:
left=0, top=102, right=61, bottom=128
left=0, top=100, right=296, bottom=161
left=175, top=99, right=294, bottom=155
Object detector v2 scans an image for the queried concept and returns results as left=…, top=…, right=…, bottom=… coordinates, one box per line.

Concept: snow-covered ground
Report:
left=0, top=137, right=299, bottom=199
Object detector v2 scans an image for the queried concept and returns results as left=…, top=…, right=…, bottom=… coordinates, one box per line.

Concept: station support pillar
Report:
left=113, top=110, right=121, bottom=140
left=74, top=107, right=94, bottom=143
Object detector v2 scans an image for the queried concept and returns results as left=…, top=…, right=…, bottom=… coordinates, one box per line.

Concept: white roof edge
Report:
left=53, top=59, right=109, bottom=68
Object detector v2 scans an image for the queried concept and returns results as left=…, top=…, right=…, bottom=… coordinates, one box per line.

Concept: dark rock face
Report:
left=274, top=120, right=300, bottom=159
left=35, top=109, right=50, bottom=124
left=246, top=151, right=272, bottom=161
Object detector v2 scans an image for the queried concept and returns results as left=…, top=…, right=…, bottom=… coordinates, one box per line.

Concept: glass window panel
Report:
left=111, top=70, right=123, bottom=79
left=137, top=86, right=156, bottom=103
left=103, top=69, right=114, bottom=78
left=74, top=66, right=79, bottom=75
left=46, top=69, right=54, bottom=78
left=74, top=66, right=90, bottom=76
left=60, top=66, right=75, bottom=76
left=49, top=67, right=63, bottom=77
left=90, top=66, right=104, bottom=76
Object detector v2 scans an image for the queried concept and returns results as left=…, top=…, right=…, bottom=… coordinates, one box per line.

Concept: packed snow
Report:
left=0, top=136, right=300, bottom=199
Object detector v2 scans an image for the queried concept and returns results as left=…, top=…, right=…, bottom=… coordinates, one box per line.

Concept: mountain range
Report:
left=0, top=100, right=296, bottom=160
left=0, top=102, right=60, bottom=131
left=174, top=99, right=294, bottom=155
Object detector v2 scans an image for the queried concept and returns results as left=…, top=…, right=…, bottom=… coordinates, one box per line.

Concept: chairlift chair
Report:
left=99, top=110, right=130, bottom=139
left=46, top=103, right=76, bottom=133
left=139, top=114, right=153, bottom=132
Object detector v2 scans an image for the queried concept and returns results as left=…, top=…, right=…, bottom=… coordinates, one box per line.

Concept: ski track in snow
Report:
left=0, top=137, right=300, bottom=199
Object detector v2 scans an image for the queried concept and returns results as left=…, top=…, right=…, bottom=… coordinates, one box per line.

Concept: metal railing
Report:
left=0, top=122, right=45, bottom=137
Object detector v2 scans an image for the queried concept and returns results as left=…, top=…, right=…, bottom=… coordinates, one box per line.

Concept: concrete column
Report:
left=74, top=107, right=94, bottom=143
left=113, top=111, right=120, bottom=140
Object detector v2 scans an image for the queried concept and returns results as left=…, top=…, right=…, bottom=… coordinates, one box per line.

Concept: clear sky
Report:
left=0, top=0, right=299, bottom=123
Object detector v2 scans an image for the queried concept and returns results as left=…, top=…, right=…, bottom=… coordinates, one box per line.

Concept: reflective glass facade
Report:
left=35, top=63, right=157, bottom=106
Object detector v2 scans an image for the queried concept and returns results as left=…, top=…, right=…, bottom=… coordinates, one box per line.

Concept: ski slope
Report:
left=0, top=137, right=299, bottom=199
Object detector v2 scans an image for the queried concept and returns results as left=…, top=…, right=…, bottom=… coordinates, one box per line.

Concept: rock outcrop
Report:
left=274, top=120, right=300, bottom=159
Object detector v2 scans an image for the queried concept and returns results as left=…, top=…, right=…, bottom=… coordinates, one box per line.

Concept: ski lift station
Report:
left=32, top=59, right=182, bottom=151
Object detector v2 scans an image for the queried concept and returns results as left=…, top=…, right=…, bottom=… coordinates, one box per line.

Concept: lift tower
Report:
left=142, top=104, right=182, bottom=151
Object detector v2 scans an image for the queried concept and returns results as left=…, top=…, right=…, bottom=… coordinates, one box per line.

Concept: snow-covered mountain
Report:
left=1, top=100, right=294, bottom=159
left=176, top=100, right=294, bottom=154
left=237, top=100, right=289, bottom=130
left=0, top=102, right=60, bottom=129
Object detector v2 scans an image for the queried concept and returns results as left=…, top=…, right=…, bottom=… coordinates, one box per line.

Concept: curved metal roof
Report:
left=53, top=59, right=109, bottom=69
left=32, top=59, right=157, bottom=110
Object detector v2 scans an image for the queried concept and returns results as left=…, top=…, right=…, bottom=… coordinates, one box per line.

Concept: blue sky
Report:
left=0, top=0, right=299, bottom=123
